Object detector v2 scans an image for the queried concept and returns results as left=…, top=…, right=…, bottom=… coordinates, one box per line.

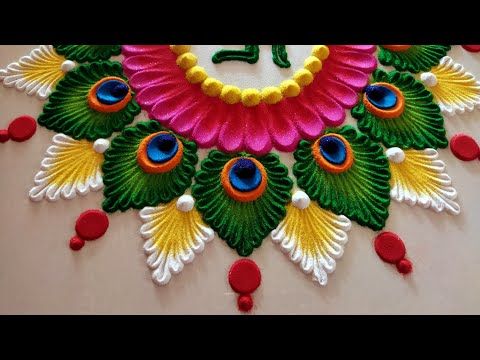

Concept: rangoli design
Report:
left=1, top=44, right=478, bottom=312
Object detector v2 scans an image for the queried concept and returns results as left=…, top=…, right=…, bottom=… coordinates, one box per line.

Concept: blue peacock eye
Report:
left=229, top=158, right=263, bottom=192
left=146, top=133, right=179, bottom=163
left=365, top=84, right=398, bottom=110
left=319, top=136, right=347, bottom=165
left=96, top=79, right=130, bottom=105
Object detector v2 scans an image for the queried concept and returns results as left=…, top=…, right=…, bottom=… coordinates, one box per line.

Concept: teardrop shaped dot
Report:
left=146, top=133, right=178, bottom=163
left=96, top=79, right=129, bottom=105
left=319, top=136, right=347, bottom=165
left=229, top=158, right=262, bottom=192
left=365, top=85, right=398, bottom=110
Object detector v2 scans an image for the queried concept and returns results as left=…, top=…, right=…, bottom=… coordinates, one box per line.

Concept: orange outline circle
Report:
left=382, top=45, right=412, bottom=52
left=363, top=82, right=405, bottom=119
left=312, top=134, right=354, bottom=174
left=87, top=76, right=133, bottom=113
left=221, top=157, right=268, bottom=202
left=137, top=131, right=184, bottom=174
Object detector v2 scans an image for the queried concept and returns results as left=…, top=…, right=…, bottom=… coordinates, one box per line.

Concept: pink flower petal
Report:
left=263, top=103, right=300, bottom=151
left=243, top=107, right=272, bottom=155
left=323, top=62, right=370, bottom=91
left=329, top=50, right=377, bottom=72
left=282, top=95, right=325, bottom=140
left=218, top=104, right=247, bottom=153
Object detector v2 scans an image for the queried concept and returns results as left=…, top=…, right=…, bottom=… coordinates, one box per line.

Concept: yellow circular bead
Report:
left=176, top=52, right=197, bottom=70
left=279, top=79, right=301, bottom=97
left=304, top=56, right=323, bottom=73
left=293, top=69, right=314, bottom=87
left=312, top=45, right=330, bottom=60
left=220, top=85, right=242, bottom=104
left=201, top=77, right=224, bottom=97
left=260, top=86, right=283, bottom=104
left=185, top=66, right=208, bottom=84
left=241, top=88, right=261, bottom=107
left=170, top=45, right=191, bottom=55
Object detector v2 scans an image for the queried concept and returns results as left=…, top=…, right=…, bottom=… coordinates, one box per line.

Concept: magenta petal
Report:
left=243, top=107, right=272, bottom=155
left=167, top=97, right=214, bottom=137
left=312, top=77, right=359, bottom=108
left=128, top=69, right=178, bottom=89
left=122, top=45, right=168, bottom=56
left=191, top=100, right=223, bottom=148
left=283, top=96, right=325, bottom=140
left=333, top=45, right=376, bottom=53
left=329, top=50, right=377, bottom=72
left=217, top=104, right=246, bottom=153
left=263, top=104, right=300, bottom=151
left=324, top=63, right=370, bottom=91
left=150, top=87, right=200, bottom=122
left=308, top=90, right=345, bottom=127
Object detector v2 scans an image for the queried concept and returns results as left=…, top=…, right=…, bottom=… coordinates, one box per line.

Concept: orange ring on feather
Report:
left=221, top=157, right=268, bottom=202
left=312, top=134, right=354, bottom=174
left=362, top=82, right=405, bottom=119
left=137, top=131, right=183, bottom=174
left=382, top=45, right=412, bottom=52
left=87, top=76, right=132, bottom=113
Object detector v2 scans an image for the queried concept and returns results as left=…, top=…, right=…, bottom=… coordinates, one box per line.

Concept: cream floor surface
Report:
left=1, top=45, right=480, bottom=314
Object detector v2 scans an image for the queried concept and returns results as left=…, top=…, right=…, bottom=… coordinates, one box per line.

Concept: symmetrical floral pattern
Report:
left=3, top=44, right=478, bottom=302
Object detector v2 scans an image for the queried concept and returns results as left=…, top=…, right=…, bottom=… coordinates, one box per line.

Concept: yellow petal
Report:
left=139, top=196, right=214, bottom=286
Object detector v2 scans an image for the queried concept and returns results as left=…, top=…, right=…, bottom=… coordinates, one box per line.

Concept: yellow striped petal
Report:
left=388, top=147, right=460, bottom=215
left=0, top=45, right=75, bottom=100
left=421, top=56, right=480, bottom=116
left=139, top=195, right=214, bottom=286
left=29, top=134, right=104, bottom=201
left=271, top=191, right=351, bottom=286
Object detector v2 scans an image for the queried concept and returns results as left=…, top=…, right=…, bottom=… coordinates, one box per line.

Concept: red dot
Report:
left=374, top=231, right=406, bottom=264
left=69, top=236, right=85, bottom=251
left=450, top=133, right=480, bottom=161
left=0, top=129, right=9, bottom=143
left=237, top=294, right=254, bottom=312
left=228, top=259, right=261, bottom=294
left=396, top=259, right=413, bottom=274
left=462, top=45, right=480, bottom=53
left=7, top=115, right=37, bottom=142
left=75, top=209, right=109, bottom=241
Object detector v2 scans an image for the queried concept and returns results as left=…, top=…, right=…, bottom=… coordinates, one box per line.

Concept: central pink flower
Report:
left=122, top=45, right=377, bottom=155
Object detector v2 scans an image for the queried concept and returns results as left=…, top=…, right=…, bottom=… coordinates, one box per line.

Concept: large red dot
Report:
left=75, top=209, right=109, bottom=241
left=462, top=45, right=480, bottom=53
left=228, top=259, right=261, bottom=294
left=450, top=133, right=480, bottom=161
left=7, top=115, right=37, bottom=142
left=374, top=231, right=406, bottom=264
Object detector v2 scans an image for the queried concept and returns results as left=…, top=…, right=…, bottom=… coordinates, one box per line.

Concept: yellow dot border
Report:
left=169, top=45, right=330, bottom=107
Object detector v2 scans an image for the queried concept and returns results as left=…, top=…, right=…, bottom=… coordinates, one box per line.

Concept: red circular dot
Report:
left=69, top=236, right=85, bottom=251
left=7, top=115, right=37, bottom=142
left=237, top=294, right=254, bottom=312
left=228, top=259, right=261, bottom=294
left=462, top=45, right=480, bottom=53
left=450, top=133, right=480, bottom=161
left=374, top=231, right=406, bottom=264
left=0, top=129, right=9, bottom=143
left=396, top=259, right=413, bottom=274
left=75, top=209, right=109, bottom=241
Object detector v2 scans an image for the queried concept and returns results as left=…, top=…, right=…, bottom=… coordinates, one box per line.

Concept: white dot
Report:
left=385, top=147, right=405, bottom=164
left=292, top=190, right=310, bottom=210
left=60, top=60, right=76, bottom=73
left=176, top=195, right=194, bottom=212
left=420, top=72, right=438, bottom=87
left=93, top=139, right=110, bottom=153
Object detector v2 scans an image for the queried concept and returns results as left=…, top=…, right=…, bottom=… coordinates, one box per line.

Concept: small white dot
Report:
left=176, top=195, right=195, bottom=212
left=292, top=190, right=310, bottom=210
left=93, top=139, right=110, bottom=153
left=60, top=60, right=76, bottom=73
left=420, top=72, right=438, bottom=87
left=385, top=147, right=405, bottom=164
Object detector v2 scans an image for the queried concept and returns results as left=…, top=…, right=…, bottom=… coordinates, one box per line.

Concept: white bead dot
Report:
left=292, top=190, right=310, bottom=210
left=420, top=72, right=438, bottom=87
left=93, top=139, right=110, bottom=153
left=60, top=60, right=76, bottom=73
left=385, top=147, right=405, bottom=164
left=176, top=195, right=195, bottom=212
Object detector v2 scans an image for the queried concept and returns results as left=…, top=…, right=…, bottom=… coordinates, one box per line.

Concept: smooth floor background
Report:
left=1, top=45, right=480, bottom=314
